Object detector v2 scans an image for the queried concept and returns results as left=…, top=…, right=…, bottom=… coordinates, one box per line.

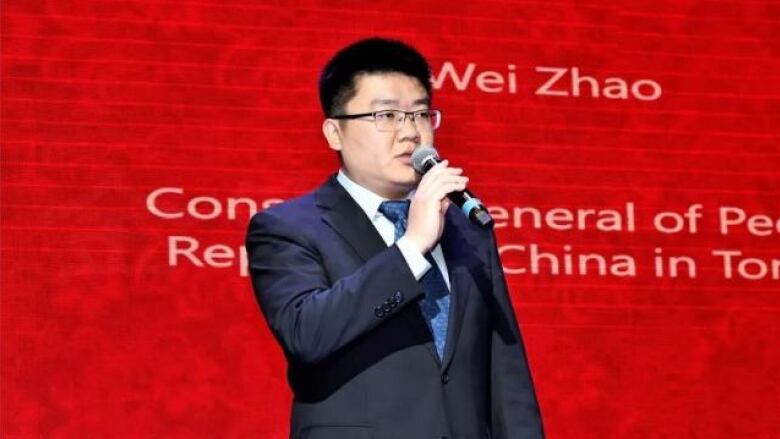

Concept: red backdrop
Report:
left=2, top=1, right=779, bottom=437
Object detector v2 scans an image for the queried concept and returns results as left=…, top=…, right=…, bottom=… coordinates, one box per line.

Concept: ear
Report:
left=322, top=119, right=343, bottom=152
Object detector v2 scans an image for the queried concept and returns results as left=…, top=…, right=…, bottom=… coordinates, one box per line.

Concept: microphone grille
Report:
left=411, top=145, right=439, bottom=173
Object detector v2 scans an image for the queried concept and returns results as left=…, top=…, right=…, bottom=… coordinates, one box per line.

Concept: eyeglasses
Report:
left=330, top=109, right=442, bottom=132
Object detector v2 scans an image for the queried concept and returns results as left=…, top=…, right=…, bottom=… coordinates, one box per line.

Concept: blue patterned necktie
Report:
left=378, top=200, right=451, bottom=360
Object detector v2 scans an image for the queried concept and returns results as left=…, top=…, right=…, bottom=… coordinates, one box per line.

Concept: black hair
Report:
left=319, top=37, right=433, bottom=117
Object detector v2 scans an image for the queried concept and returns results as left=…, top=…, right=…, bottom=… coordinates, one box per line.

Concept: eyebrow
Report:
left=370, top=97, right=431, bottom=107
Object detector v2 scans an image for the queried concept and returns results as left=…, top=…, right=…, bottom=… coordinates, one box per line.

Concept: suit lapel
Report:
left=316, top=175, right=388, bottom=262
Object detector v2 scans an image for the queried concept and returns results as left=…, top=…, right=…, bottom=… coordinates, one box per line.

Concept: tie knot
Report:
left=378, top=200, right=411, bottom=231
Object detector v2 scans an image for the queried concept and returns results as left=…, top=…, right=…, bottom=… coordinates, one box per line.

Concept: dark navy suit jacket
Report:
left=246, top=176, right=544, bottom=439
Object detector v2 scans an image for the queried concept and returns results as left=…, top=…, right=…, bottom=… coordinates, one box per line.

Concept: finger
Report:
left=440, top=198, right=452, bottom=214
left=420, top=171, right=467, bottom=189
left=426, top=164, right=463, bottom=178
left=430, top=176, right=469, bottom=189
left=418, top=175, right=468, bottom=194
left=424, top=161, right=467, bottom=179
left=431, top=167, right=464, bottom=178
left=430, top=181, right=469, bottom=202
left=428, top=159, right=448, bottom=172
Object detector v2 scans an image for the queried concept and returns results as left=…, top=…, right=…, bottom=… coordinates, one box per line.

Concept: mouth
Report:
left=397, top=154, right=413, bottom=165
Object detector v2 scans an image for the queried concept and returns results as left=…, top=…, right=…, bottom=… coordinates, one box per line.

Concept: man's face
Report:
left=324, top=73, right=434, bottom=199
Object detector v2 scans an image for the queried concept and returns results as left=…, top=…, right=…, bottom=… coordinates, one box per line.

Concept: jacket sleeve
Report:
left=245, top=210, right=425, bottom=364
left=488, top=231, right=545, bottom=438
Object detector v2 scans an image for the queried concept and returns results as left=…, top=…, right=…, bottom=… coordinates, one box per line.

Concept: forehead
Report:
left=349, top=73, right=429, bottom=108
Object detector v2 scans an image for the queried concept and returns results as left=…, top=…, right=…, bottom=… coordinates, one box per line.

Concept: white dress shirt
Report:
left=336, top=170, right=451, bottom=289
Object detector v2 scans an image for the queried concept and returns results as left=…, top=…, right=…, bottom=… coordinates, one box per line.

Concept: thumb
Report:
left=440, top=198, right=451, bottom=215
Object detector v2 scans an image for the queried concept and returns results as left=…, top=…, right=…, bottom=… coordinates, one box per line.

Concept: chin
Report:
left=384, top=164, right=419, bottom=188
left=386, top=176, right=417, bottom=194
left=397, top=169, right=419, bottom=185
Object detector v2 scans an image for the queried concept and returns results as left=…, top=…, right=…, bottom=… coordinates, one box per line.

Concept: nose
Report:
left=397, top=113, right=421, bottom=142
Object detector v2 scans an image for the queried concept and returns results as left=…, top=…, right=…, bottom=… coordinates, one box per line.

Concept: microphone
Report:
left=411, top=145, right=494, bottom=229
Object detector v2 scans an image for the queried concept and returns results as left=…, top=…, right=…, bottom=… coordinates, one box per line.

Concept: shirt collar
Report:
left=336, top=170, right=413, bottom=220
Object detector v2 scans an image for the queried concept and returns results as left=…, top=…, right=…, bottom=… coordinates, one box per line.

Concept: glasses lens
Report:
left=374, top=111, right=401, bottom=132
left=419, top=110, right=440, bottom=130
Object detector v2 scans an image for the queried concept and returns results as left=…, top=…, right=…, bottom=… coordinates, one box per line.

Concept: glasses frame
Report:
left=330, top=109, right=442, bottom=132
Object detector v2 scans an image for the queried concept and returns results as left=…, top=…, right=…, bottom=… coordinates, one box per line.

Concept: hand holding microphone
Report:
left=404, top=145, right=494, bottom=254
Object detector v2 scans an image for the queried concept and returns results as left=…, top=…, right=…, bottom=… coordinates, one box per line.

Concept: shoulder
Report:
left=245, top=173, right=344, bottom=238
left=263, top=191, right=318, bottom=218
left=248, top=190, right=320, bottom=233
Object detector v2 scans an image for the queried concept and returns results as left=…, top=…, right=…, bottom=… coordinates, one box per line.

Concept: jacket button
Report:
left=374, top=307, right=385, bottom=318
left=441, top=373, right=449, bottom=384
left=382, top=303, right=392, bottom=313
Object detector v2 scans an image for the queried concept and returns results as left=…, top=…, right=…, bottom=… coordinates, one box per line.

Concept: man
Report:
left=246, top=38, right=544, bottom=439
